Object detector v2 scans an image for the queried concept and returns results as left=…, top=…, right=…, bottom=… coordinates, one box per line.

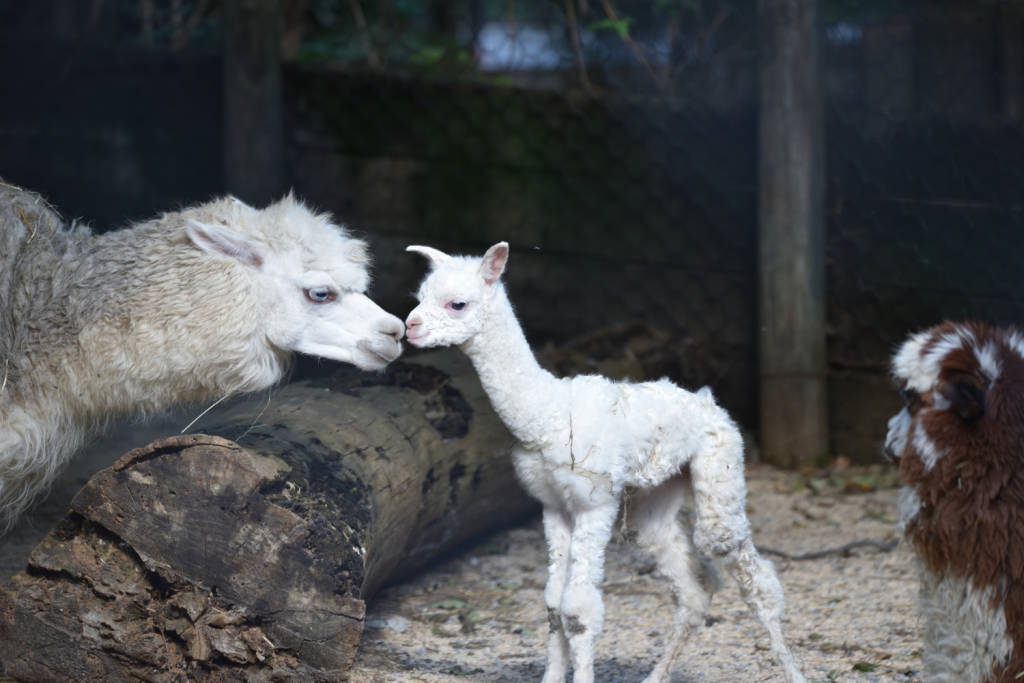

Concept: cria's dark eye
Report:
left=447, top=301, right=467, bottom=312
left=304, top=287, right=337, bottom=304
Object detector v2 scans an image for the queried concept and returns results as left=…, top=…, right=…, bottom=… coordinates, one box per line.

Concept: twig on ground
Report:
left=758, top=539, right=899, bottom=561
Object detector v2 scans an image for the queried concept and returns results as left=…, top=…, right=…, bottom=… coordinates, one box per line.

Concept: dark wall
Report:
left=0, top=34, right=222, bottom=228
left=284, top=69, right=759, bottom=428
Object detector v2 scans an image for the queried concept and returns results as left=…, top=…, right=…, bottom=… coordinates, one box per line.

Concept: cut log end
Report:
left=0, top=351, right=538, bottom=680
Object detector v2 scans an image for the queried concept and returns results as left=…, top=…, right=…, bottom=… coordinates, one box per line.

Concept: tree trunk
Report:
left=0, top=351, right=536, bottom=681
left=757, top=0, right=827, bottom=469
left=223, top=0, right=286, bottom=204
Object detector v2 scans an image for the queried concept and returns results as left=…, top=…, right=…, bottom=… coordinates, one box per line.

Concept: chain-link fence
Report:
left=1, top=0, right=1022, bottom=461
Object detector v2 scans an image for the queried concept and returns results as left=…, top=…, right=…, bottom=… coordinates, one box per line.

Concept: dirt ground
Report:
left=347, top=463, right=919, bottom=683
left=0, top=416, right=919, bottom=683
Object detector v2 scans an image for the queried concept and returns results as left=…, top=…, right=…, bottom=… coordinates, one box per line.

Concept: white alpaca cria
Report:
left=404, top=242, right=804, bottom=683
left=0, top=181, right=404, bottom=532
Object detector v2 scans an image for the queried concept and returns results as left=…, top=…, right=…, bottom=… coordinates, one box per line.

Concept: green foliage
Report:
left=589, top=17, right=634, bottom=40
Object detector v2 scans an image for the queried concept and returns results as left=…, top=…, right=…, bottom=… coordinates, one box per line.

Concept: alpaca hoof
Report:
left=641, top=668, right=670, bottom=683
left=540, top=670, right=565, bottom=683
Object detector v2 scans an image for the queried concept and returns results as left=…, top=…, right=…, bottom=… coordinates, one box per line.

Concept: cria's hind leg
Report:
left=688, top=425, right=805, bottom=682
left=688, top=425, right=751, bottom=557
left=721, top=538, right=806, bottom=683
left=630, top=477, right=713, bottom=683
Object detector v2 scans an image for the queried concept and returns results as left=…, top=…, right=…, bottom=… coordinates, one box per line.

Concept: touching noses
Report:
left=380, top=314, right=405, bottom=342
left=405, top=311, right=430, bottom=344
left=405, top=314, right=422, bottom=338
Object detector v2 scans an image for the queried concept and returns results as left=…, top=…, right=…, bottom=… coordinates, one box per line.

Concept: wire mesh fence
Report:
left=1, top=0, right=1022, bottom=460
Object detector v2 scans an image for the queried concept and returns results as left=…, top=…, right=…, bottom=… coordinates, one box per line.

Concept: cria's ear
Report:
left=480, top=241, right=509, bottom=286
left=186, top=219, right=266, bottom=268
left=406, top=244, right=451, bottom=268
left=938, top=372, right=986, bottom=422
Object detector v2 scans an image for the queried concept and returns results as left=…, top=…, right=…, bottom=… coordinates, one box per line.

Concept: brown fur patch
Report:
left=898, top=322, right=1024, bottom=681
left=548, top=607, right=560, bottom=632
left=564, top=615, right=586, bottom=635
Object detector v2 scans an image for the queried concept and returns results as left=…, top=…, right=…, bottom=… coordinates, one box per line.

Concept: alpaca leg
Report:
left=561, top=504, right=619, bottom=683
left=722, top=538, right=806, bottom=683
left=688, top=425, right=751, bottom=558
left=541, top=507, right=572, bottom=683
left=688, top=426, right=804, bottom=682
left=630, top=479, right=713, bottom=683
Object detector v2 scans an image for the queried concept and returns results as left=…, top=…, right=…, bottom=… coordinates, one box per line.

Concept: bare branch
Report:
left=348, top=0, right=381, bottom=68
left=599, top=0, right=663, bottom=92
left=565, top=0, right=595, bottom=94
left=171, top=0, right=213, bottom=52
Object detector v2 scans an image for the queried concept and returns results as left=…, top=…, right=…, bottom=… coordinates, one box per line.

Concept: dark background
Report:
left=2, top=0, right=1022, bottom=464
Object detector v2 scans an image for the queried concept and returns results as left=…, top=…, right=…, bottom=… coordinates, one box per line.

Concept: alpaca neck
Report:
left=460, top=287, right=562, bottom=444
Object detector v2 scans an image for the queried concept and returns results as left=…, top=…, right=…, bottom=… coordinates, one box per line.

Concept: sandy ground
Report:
left=347, top=464, right=920, bottom=683
left=0, top=415, right=919, bottom=683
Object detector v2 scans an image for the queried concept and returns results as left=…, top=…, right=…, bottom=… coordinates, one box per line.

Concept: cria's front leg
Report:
left=560, top=504, right=618, bottom=683
left=541, top=508, right=571, bottom=683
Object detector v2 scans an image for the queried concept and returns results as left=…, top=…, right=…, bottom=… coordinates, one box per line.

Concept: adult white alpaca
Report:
left=404, top=242, right=804, bottom=683
left=0, top=181, right=404, bottom=532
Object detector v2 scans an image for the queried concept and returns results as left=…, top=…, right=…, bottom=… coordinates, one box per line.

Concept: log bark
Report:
left=0, top=350, right=536, bottom=681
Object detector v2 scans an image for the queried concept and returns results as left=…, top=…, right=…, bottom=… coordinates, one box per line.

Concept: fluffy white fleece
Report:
left=0, top=182, right=404, bottom=532
left=404, top=241, right=804, bottom=683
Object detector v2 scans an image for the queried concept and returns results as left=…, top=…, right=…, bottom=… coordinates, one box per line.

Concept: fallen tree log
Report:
left=0, top=349, right=537, bottom=681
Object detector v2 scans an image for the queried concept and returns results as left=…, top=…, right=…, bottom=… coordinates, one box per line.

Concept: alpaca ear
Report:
left=939, top=373, right=986, bottom=422
left=406, top=245, right=451, bottom=268
left=480, top=242, right=509, bottom=286
left=186, top=219, right=266, bottom=268
left=345, top=238, right=371, bottom=264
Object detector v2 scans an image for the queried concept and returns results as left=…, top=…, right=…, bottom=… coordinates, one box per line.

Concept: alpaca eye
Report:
left=304, top=287, right=337, bottom=304
left=899, top=387, right=921, bottom=410
left=446, top=301, right=468, bottom=312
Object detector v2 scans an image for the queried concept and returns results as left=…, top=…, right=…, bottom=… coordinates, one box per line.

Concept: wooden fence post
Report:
left=223, top=0, right=285, bottom=205
left=757, top=0, right=827, bottom=468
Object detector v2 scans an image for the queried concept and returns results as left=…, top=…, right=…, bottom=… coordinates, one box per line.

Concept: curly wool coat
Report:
left=887, top=321, right=1024, bottom=683
left=0, top=182, right=403, bottom=532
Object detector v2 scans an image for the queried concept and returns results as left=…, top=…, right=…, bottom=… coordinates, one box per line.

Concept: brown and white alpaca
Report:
left=0, top=181, right=405, bottom=533
left=885, top=321, right=1024, bottom=683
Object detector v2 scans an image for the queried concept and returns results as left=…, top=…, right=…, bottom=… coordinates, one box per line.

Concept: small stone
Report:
left=366, top=614, right=410, bottom=633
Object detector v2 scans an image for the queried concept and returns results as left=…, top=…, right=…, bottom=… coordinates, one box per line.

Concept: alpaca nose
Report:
left=406, top=316, right=421, bottom=334
left=380, top=314, right=405, bottom=341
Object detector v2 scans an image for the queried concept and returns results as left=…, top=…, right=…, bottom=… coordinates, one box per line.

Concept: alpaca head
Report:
left=185, top=194, right=404, bottom=370
left=886, top=325, right=1024, bottom=675
left=885, top=321, right=1024, bottom=475
left=403, top=241, right=509, bottom=348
